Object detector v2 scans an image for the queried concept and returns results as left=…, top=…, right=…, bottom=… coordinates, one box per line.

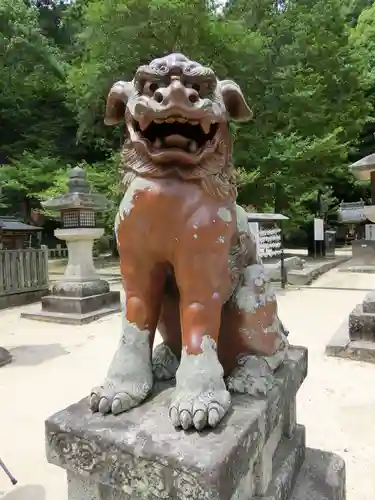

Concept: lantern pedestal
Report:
left=50, top=228, right=121, bottom=321
left=22, top=227, right=120, bottom=325
left=21, top=167, right=121, bottom=325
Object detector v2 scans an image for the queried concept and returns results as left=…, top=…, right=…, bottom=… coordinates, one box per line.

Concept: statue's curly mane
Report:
left=120, top=132, right=238, bottom=202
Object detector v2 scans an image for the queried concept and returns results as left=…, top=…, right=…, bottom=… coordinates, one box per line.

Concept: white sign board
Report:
left=365, top=224, right=375, bottom=241
left=313, top=218, right=324, bottom=241
left=259, top=228, right=282, bottom=258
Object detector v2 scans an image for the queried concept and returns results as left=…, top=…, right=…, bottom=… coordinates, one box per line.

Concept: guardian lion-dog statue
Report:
left=90, top=53, right=288, bottom=431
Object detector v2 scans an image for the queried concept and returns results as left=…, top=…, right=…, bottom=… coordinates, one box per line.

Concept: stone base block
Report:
left=41, top=291, right=120, bottom=315
left=253, top=426, right=305, bottom=500
left=348, top=304, right=375, bottom=341
left=287, top=258, right=349, bottom=287
left=21, top=302, right=121, bottom=325
left=0, top=288, right=48, bottom=311
left=350, top=239, right=375, bottom=266
left=51, top=279, right=110, bottom=298
left=290, top=448, right=346, bottom=500
left=326, top=319, right=375, bottom=364
left=21, top=285, right=121, bottom=324
left=64, top=429, right=305, bottom=500
left=362, top=291, right=375, bottom=313
left=63, top=432, right=345, bottom=500
left=45, top=347, right=311, bottom=500
left=0, top=346, right=12, bottom=367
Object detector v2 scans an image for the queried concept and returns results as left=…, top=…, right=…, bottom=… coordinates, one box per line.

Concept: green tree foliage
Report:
left=342, top=0, right=374, bottom=26
left=0, top=0, right=64, bottom=159
left=0, top=0, right=373, bottom=239
left=227, top=0, right=370, bottom=232
left=349, top=2, right=375, bottom=162
left=0, top=0, right=98, bottom=216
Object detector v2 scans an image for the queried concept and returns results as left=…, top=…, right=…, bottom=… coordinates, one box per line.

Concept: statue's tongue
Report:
left=163, top=134, right=191, bottom=148
left=162, top=135, right=198, bottom=153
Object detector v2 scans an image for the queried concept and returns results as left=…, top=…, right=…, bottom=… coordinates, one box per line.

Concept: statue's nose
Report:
left=154, top=80, right=199, bottom=106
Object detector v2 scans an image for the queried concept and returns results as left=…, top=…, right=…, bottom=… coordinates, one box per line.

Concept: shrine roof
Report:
left=0, top=216, right=42, bottom=232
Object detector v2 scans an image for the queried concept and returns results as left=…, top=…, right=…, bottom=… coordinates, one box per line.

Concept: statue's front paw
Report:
left=90, top=319, right=153, bottom=415
left=169, top=386, right=231, bottom=431
left=90, top=377, right=152, bottom=415
left=169, top=337, right=230, bottom=431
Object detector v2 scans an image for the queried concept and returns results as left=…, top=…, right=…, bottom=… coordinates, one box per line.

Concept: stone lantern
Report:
left=22, top=167, right=120, bottom=325
left=326, top=152, right=375, bottom=362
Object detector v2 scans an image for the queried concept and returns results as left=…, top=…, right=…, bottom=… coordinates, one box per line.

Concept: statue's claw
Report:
left=169, top=389, right=231, bottom=431
left=90, top=380, right=152, bottom=415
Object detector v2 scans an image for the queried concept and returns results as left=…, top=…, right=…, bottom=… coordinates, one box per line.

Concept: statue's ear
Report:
left=218, top=80, right=253, bottom=122
left=104, top=81, right=134, bottom=126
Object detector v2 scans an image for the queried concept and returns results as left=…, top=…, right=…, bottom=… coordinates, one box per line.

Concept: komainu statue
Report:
left=90, top=53, right=288, bottom=431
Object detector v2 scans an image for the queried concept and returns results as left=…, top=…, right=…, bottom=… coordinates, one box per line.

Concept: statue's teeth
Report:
left=139, top=116, right=151, bottom=130
left=200, top=119, right=211, bottom=134
left=189, top=141, right=198, bottom=153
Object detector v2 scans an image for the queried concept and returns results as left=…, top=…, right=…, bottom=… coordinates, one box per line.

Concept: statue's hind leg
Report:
left=154, top=262, right=289, bottom=400
left=224, top=263, right=289, bottom=396
left=153, top=292, right=181, bottom=381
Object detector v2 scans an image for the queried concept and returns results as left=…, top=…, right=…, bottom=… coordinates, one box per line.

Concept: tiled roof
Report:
left=0, top=216, right=42, bottom=232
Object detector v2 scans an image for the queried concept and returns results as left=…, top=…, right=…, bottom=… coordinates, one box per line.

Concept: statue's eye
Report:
left=149, top=83, right=159, bottom=93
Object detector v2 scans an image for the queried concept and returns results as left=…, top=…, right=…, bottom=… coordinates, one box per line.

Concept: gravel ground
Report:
left=0, top=266, right=375, bottom=499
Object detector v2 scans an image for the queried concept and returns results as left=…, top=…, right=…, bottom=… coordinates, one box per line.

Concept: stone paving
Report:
left=1, top=265, right=375, bottom=499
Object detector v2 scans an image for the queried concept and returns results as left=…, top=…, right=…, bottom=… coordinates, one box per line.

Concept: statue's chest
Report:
left=117, top=177, right=231, bottom=228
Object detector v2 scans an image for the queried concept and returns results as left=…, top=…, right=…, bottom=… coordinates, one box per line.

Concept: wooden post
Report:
left=371, top=171, right=375, bottom=205
left=0, top=252, right=4, bottom=295
left=41, top=245, right=49, bottom=287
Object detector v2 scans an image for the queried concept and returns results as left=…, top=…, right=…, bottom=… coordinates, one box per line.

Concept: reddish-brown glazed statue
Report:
left=90, top=53, right=288, bottom=431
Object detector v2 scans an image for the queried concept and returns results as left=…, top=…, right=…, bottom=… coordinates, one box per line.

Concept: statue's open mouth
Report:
left=130, top=116, right=220, bottom=163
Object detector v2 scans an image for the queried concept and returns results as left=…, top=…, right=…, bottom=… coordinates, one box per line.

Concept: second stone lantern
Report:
left=22, top=167, right=120, bottom=325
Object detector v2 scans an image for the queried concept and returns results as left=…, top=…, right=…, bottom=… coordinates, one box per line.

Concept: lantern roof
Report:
left=43, top=167, right=110, bottom=213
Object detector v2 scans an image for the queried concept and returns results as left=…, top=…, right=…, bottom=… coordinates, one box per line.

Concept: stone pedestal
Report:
left=339, top=240, right=375, bottom=273
left=45, top=346, right=345, bottom=499
left=22, top=228, right=120, bottom=325
left=326, top=291, right=375, bottom=363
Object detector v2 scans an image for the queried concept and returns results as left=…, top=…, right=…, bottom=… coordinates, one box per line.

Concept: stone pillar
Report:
left=56, top=228, right=104, bottom=282
left=21, top=168, right=120, bottom=325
